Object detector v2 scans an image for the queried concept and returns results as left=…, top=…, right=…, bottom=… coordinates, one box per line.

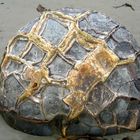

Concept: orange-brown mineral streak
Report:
left=16, top=67, right=49, bottom=105
left=67, top=62, right=100, bottom=91
left=64, top=40, right=119, bottom=120
left=76, top=46, right=117, bottom=83
left=63, top=91, right=86, bottom=119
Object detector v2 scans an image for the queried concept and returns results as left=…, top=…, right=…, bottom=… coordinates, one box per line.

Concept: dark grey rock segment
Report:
left=41, top=19, right=68, bottom=46
left=105, top=65, right=132, bottom=93
left=41, top=85, right=70, bottom=120
left=107, top=38, right=118, bottom=51
left=107, top=27, right=140, bottom=60
left=6, top=60, right=24, bottom=74
left=117, top=56, right=140, bottom=100
left=2, top=112, right=53, bottom=136
left=98, top=97, right=140, bottom=129
left=67, top=112, right=103, bottom=136
left=79, top=12, right=118, bottom=39
left=66, top=41, right=88, bottom=61
left=0, top=96, right=7, bottom=110
left=112, top=27, right=140, bottom=52
left=135, top=56, right=140, bottom=78
left=19, top=100, right=43, bottom=120
left=99, top=110, right=114, bottom=125
left=128, top=99, right=140, bottom=111
left=11, top=40, right=28, bottom=56
left=105, top=59, right=140, bottom=100
left=15, top=74, right=30, bottom=89
left=114, top=41, right=135, bottom=59
left=110, top=98, right=129, bottom=114
left=23, top=44, right=45, bottom=63
left=106, top=127, right=118, bottom=135
left=48, top=55, right=73, bottom=79
left=134, top=79, right=140, bottom=92
left=3, top=74, right=24, bottom=108
left=86, top=83, right=115, bottom=116
left=116, top=110, right=133, bottom=126
left=130, top=81, right=140, bottom=100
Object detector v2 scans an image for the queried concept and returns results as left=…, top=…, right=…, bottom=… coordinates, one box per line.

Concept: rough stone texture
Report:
left=23, top=44, right=45, bottom=63
left=66, top=41, right=88, bottom=61
left=112, top=27, right=140, bottom=52
left=48, top=55, right=73, bottom=79
left=67, top=111, right=103, bottom=136
left=11, top=40, right=28, bottom=55
left=41, top=19, right=68, bottom=46
left=41, top=85, right=70, bottom=120
left=6, top=60, right=24, bottom=74
left=3, top=74, right=24, bottom=108
left=0, top=7, right=140, bottom=139
left=105, top=65, right=133, bottom=93
left=114, top=41, right=135, bottom=59
left=79, top=12, right=118, bottom=39
left=19, top=100, right=44, bottom=120
left=86, top=83, right=115, bottom=116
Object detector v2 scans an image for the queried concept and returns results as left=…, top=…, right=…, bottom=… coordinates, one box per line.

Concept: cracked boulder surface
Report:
left=0, top=7, right=140, bottom=139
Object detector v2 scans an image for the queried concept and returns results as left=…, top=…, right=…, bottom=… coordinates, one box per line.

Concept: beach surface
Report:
left=0, top=0, right=140, bottom=140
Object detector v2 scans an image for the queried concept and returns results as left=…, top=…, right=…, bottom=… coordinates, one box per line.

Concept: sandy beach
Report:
left=0, top=0, right=140, bottom=140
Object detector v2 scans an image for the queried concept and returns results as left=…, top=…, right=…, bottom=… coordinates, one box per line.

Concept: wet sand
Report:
left=0, top=0, right=140, bottom=140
